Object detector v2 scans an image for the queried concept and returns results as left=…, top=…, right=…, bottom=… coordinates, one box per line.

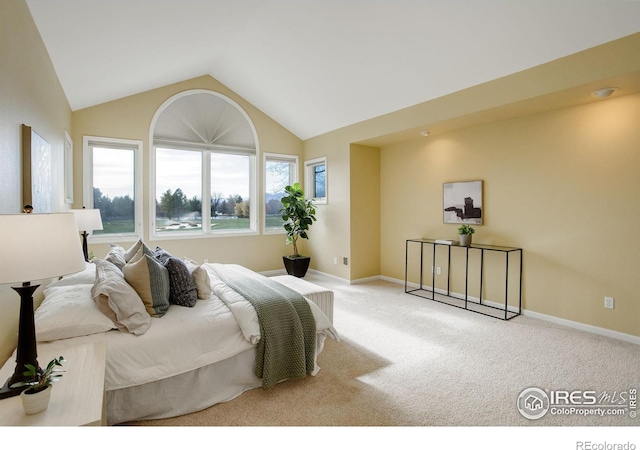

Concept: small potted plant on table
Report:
left=280, top=183, right=317, bottom=277
left=11, top=356, right=65, bottom=414
left=457, top=224, right=475, bottom=247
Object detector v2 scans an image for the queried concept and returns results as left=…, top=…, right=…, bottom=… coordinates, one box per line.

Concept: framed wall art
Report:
left=443, top=180, right=483, bottom=224
left=64, top=130, right=73, bottom=204
left=22, top=124, right=52, bottom=213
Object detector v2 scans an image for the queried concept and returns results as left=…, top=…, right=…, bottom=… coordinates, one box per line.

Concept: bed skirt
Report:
left=107, top=333, right=327, bottom=425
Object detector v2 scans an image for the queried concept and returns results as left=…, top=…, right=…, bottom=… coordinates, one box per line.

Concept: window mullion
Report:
left=202, top=151, right=211, bottom=234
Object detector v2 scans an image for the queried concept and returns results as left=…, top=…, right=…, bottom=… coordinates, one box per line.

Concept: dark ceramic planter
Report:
left=283, top=256, right=311, bottom=278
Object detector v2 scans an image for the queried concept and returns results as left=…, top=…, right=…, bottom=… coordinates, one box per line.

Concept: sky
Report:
left=93, top=147, right=251, bottom=201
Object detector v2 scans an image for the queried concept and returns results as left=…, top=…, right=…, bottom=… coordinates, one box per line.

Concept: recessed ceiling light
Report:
left=592, top=87, right=618, bottom=98
left=418, top=130, right=431, bottom=137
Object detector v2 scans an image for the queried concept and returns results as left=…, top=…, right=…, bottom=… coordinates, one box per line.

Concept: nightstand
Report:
left=0, top=339, right=106, bottom=426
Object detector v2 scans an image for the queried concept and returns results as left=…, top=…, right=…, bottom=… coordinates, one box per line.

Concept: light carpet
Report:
left=128, top=274, right=640, bottom=427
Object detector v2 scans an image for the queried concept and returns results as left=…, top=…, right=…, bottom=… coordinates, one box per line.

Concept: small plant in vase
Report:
left=457, top=224, right=475, bottom=247
left=11, top=356, right=65, bottom=414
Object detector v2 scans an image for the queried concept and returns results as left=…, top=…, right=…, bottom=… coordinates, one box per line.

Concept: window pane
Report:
left=265, top=159, right=294, bottom=230
left=211, top=153, right=251, bottom=231
left=92, top=147, right=135, bottom=234
left=155, top=148, right=202, bottom=233
left=313, top=163, right=326, bottom=198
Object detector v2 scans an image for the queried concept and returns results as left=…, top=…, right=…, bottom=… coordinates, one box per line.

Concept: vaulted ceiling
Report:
left=26, top=0, right=640, bottom=140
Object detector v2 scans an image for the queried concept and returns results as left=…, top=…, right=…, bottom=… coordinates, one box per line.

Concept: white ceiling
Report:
left=26, top=0, right=640, bottom=140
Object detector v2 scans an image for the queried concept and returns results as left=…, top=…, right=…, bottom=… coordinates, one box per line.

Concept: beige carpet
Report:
left=128, top=274, right=640, bottom=429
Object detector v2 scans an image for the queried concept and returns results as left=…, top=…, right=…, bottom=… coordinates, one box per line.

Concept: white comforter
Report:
left=102, top=266, right=336, bottom=390
left=205, top=263, right=338, bottom=344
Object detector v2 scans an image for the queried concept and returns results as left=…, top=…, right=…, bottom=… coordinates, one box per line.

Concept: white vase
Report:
left=460, top=234, right=472, bottom=247
left=20, top=385, right=52, bottom=414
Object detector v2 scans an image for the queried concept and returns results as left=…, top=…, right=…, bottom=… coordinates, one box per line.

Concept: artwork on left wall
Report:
left=64, top=130, right=73, bottom=204
left=22, top=124, right=52, bottom=213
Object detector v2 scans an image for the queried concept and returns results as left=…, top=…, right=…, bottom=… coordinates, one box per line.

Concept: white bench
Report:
left=270, top=275, right=334, bottom=324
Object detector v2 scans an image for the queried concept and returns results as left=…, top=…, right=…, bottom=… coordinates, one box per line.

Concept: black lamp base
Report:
left=0, top=283, right=42, bottom=400
left=81, top=231, right=90, bottom=262
left=0, top=377, right=25, bottom=399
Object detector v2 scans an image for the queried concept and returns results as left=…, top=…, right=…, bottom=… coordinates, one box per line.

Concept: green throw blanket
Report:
left=210, top=266, right=316, bottom=389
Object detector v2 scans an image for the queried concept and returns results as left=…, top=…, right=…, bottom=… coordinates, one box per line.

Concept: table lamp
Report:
left=71, top=208, right=103, bottom=261
left=0, top=213, right=85, bottom=399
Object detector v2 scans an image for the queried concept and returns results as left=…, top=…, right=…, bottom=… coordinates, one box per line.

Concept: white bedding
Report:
left=205, top=263, right=338, bottom=344
left=32, top=261, right=337, bottom=422
left=102, top=265, right=336, bottom=390
left=103, top=295, right=253, bottom=390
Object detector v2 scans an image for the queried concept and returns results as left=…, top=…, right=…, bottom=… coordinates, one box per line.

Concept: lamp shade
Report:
left=71, top=208, right=103, bottom=232
left=0, top=213, right=86, bottom=285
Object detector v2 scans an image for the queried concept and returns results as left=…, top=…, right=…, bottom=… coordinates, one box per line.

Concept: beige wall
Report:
left=72, top=75, right=303, bottom=272
left=380, top=92, right=640, bottom=337
left=0, top=0, right=73, bottom=363
left=302, top=132, right=352, bottom=279
left=303, top=33, right=640, bottom=339
left=350, top=144, right=380, bottom=281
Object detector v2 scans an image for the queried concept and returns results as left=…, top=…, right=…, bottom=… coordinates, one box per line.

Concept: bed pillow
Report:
left=123, top=254, right=171, bottom=317
left=153, top=246, right=173, bottom=265
left=91, top=259, right=151, bottom=335
left=46, top=261, right=97, bottom=288
left=164, top=257, right=198, bottom=307
left=183, top=257, right=212, bottom=299
left=125, top=239, right=153, bottom=263
left=35, top=284, right=116, bottom=341
left=105, top=244, right=127, bottom=270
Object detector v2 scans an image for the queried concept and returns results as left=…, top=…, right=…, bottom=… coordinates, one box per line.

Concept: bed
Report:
left=30, top=242, right=338, bottom=425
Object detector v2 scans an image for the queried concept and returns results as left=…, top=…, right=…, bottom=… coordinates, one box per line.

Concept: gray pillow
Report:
left=164, top=257, right=198, bottom=307
left=91, top=259, right=151, bottom=335
left=153, top=246, right=173, bottom=265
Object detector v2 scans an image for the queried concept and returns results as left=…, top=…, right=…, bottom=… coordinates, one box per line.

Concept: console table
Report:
left=405, top=238, right=522, bottom=320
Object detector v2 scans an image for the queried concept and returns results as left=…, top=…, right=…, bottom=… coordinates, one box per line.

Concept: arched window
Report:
left=150, top=90, right=258, bottom=238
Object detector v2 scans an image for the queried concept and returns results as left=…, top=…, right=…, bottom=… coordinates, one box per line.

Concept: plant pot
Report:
left=459, top=234, right=472, bottom=247
left=283, top=255, right=311, bottom=278
left=20, top=385, right=52, bottom=414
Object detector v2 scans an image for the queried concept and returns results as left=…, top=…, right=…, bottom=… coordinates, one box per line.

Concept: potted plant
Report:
left=280, top=182, right=317, bottom=277
left=11, top=356, right=65, bottom=414
left=457, top=224, right=475, bottom=247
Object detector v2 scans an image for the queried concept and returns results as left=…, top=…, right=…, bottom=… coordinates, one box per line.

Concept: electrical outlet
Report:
left=436, top=266, right=442, bottom=275
left=604, top=296, right=614, bottom=309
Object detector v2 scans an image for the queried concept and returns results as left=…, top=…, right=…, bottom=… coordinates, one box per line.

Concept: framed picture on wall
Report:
left=22, top=124, right=52, bottom=213
left=443, top=180, right=483, bottom=224
left=64, top=130, right=73, bottom=204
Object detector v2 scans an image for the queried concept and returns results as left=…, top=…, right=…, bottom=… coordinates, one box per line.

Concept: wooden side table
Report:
left=0, top=339, right=106, bottom=426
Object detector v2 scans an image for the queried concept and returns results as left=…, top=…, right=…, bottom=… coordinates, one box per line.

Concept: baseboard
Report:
left=379, top=275, right=640, bottom=346
left=350, top=275, right=382, bottom=285
left=521, top=309, right=640, bottom=346
left=306, top=269, right=350, bottom=284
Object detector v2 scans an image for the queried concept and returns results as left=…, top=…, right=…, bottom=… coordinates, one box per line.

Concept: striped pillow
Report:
left=123, top=255, right=171, bottom=317
left=125, top=239, right=153, bottom=263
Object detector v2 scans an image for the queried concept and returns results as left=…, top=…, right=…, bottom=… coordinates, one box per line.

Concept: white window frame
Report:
left=150, top=146, right=258, bottom=240
left=83, top=136, right=143, bottom=243
left=305, top=156, right=327, bottom=204
left=263, top=153, right=298, bottom=234
left=149, top=89, right=259, bottom=240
